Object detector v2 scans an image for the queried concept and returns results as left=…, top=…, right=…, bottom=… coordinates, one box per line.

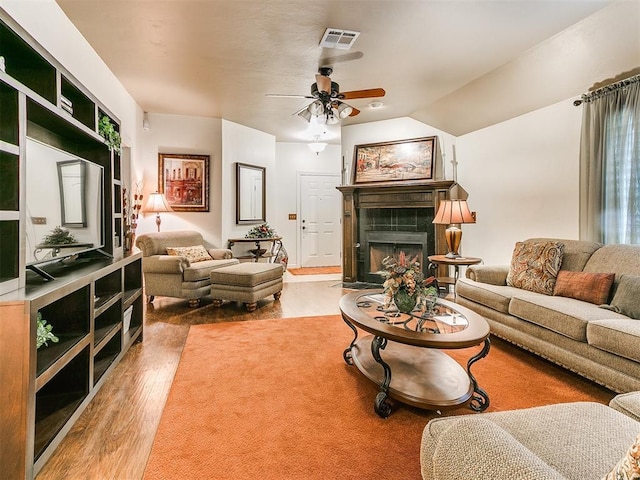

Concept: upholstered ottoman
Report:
left=210, top=262, right=284, bottom=312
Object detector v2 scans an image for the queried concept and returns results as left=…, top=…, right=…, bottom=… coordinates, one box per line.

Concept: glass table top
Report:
left=355, top=292, right=469, bottom=335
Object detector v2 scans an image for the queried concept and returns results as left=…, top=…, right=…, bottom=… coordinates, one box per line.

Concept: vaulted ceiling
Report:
left=55, top=0, right=639, bottom=143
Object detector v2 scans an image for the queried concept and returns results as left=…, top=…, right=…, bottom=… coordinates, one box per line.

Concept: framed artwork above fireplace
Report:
left=353, top=136, right=436, bottom=184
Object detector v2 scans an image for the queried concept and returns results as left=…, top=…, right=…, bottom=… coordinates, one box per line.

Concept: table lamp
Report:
left=432, top=199, right=476, bottom=258
left=144, top=192, right=172, bottom=232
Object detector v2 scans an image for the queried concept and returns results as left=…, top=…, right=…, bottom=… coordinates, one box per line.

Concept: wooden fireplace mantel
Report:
left=336, top=180, right=456, bottom=283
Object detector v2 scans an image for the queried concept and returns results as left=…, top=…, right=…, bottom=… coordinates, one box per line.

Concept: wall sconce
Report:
left=143, top=192, right=172, bottom=231
left=143, top=111, right=150, bottom=130
left=432, top=199, right=476, bottom=258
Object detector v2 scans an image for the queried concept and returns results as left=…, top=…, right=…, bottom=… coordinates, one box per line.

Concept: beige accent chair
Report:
left=136, top=230, right=239, bottom=307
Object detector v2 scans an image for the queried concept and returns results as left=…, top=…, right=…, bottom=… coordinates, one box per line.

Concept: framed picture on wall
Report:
left=158, top=153, right=210, bottom=212
left=352, top=136, right=436, bottom=184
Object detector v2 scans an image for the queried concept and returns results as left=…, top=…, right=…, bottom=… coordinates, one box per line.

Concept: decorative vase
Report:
left=421, top=289, right=438, bottom=314
left=394, top=288, right=417, bottom=314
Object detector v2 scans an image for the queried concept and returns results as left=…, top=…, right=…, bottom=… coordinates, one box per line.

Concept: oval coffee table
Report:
left=340, top=289, right=491, bottom=418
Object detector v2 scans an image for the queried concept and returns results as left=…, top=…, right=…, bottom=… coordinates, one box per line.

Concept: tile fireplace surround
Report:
left=337, top=180, right=456, bottom=283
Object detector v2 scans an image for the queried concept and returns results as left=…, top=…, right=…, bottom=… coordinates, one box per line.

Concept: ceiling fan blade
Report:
left=315, top=74, right=332, bottom=94
left=266, top=94, right=314, bottom=99
left=349, top=107, right=360, bottom=117
left=319, top=51, right=364, bottom=67
left=341, top=88, right=386, bottom=100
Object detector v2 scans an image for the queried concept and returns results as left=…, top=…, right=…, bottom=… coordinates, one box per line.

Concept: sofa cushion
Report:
left=456, top=278, right=522, bottom=314
left=509, top=293, right=627, bottom=342
left=166, top=245, right=212, bottom=263
left=182, top=258, right=239, bottom=282
left=588, top=319, right=640, bottom=363
left=603, top=432, right=640, bottom=480
left=553, top=271, right=615, bottom=305
left=507, top=241, right=564, bottom=295
left=583, top=244, right=640, bottom=277
left=602, top=274, right=640, bottom=320
left=136, top=230, right=204, bottom=256
left=210, top=262, right=284, bottom=287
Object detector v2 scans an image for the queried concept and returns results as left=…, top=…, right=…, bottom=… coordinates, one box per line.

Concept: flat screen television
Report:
left=25, top=137, right=105, bottom=279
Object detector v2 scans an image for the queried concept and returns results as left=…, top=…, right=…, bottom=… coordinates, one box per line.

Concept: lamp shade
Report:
left=432, top=200, right=475, bottom=225
left=308, top=136, right=328, bottom=154
left=144, top=192, right=172, bottom=213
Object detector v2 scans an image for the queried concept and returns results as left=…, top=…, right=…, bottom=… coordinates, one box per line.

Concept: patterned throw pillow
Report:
left=166, top=245, right=212, bottom=263
left=603, top=432, right=640, bottom=480
left=506, top=241, right=565, bottom=295
left=553, top=271, right=615, bottom=305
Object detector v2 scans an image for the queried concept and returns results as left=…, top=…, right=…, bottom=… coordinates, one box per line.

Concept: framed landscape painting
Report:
left=352, top=136, right=436, bottom=184
left=158, top=153, right=209, bottom=212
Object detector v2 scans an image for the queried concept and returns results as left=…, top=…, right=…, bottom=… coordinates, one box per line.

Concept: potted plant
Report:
left=98, top=115, right=122, bottom=154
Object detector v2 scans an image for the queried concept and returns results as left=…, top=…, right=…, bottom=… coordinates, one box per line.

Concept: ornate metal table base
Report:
left=467, top=337, right=491, bottom=412
left=343, top=316, right=491, bottom=418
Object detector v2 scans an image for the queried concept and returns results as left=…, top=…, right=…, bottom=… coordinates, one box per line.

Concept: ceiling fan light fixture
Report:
left=337, top=102, right=353, bottom=118
left=308, top=100, right=324, bottom=116
left=298, top=108, right=312, bottom=122
left=326, top=110, right=339, bottom=125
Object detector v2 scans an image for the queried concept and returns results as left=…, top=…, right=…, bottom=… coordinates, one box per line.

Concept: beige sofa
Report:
left=420, top=391, right=640, bottom=479
left=455, top=238, right=640, bottom=393
left=136, top=230, right=238, bottom=307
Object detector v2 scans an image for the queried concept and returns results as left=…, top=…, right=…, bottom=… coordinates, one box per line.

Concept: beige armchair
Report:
left=136, top=230, right=239, bottom=307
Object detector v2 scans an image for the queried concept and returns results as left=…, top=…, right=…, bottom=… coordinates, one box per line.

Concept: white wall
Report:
left=341, top=117, right=458, bottom=184
left=457, top=99, right=582, bottom=265
left=274, top=143, right=342, bottom=266
left=221, top=120, right=276, bottom=244
left=135, top=113, right=224, bottom=246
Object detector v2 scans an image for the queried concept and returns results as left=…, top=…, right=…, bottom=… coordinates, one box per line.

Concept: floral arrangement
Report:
left=40, top=226, right=76, bottom=246
left=36, top=312, right=59, bottom=349
left=245, top=222, right=277, bottom=239
left=379, top=252, right=438, bottom=311
left=123, top=183, right=143, bottom=236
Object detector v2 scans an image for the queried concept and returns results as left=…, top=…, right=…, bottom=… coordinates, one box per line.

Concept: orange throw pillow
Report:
left=553, top=270, right=615, bottom=305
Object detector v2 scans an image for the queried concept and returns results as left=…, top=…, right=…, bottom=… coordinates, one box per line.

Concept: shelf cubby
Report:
left=113, top=152, right=121, bottom=182
left=94, top=299, right=122, bottom=348
left=0, top=220, right=19, bottom=284
left=34, top=346, right=90, bottom=460
left=0, top=20, right=56, bottom=104
left=0, top=81, right=18, bottom=145
left=93, top=332, right=122, bottom=386
left=0, top=151, right=19, bottom=211
left=124, top=258, right=142, bottom=298
left=94, top=269, right=122, bottom=311
left=60, top=75, right=96, bottom=131
left=36, top=286, right=91, bottom=377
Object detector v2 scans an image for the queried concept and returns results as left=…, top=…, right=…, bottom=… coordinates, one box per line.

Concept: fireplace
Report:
left=337, top=180, right=455, bottom=283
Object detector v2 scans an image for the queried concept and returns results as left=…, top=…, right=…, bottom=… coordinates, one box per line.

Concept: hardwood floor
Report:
left=36, top=278, right=348, bottom=480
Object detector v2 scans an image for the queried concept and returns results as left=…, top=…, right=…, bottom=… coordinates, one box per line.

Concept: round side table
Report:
left=428, top=255, right=482, bottom=298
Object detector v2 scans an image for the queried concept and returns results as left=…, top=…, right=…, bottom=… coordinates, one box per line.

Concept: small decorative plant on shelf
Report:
left=98, top=115, right=122, bottom=154
left=379, top=252, right=438, bottom=314
left=40, top=226, right=76, bottom=246
left=36, top=312, right=59, bottom=349
left=245, top=222, right=277, bottom=239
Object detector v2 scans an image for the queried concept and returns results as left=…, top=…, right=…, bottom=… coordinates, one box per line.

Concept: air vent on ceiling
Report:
left=319, top=28, right=360, bottom=50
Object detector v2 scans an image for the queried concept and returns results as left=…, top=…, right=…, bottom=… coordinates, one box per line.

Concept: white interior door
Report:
left=299, top=173, right=341, bottom=267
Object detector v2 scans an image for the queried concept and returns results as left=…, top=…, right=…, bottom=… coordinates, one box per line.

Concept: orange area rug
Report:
left=143, top=315, right=613, bottom=480
left=287, top=266, right=342, bottom=275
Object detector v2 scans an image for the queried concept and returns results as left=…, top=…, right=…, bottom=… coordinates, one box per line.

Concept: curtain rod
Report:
left=573, top=73, right=640, bottom=106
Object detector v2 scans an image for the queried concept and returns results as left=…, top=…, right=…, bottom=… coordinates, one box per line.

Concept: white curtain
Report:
left=579, top=75, right=640, bottom=244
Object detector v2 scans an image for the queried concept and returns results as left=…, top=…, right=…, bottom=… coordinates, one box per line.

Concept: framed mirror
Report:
left=57, top=160, right=87, bottom=227
left=236, top=163, right=265, bottom=224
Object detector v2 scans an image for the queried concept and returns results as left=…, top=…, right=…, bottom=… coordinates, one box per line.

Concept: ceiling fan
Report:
left=266, top=67, right=385, bottom=125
